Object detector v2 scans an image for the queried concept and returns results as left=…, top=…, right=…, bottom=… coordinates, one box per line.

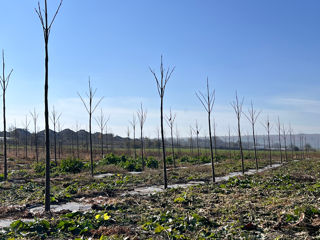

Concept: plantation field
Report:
left=0, top=152, right=319, bottom=239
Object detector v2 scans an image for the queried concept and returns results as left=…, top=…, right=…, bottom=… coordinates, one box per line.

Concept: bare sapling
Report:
left=262, top=116, right=272, bottom=166
left=75, top=121, right=80, bottom=159
left=289, top=124, right=294, bottom=160
left=78, top=78, right=104, bottom=177
left=212, top=118, right=218, bottom=161
left=30, top=109, right=39, bottom=163
left=137, top=103, right=147, bottom=170
left=50, top=106, right=61, bottom=166
left=14, top=120, right=18, bottom=157
left=95, top=108, right=109, bottom=158
left=228, top=126, right=232, bottom=160
left=156, top=127, right=161, bottom=157
left=192, top=120, right=201, bottom=161
left=23, top=115, right=30, bottom=159
left=165, top=109, right=177, bottom=168
left=231, top=92, right=245, bottom=174
left=129, top=114, right=137, bottom=159
left=0, top=50, right=13, bottom=181
left=175, top=124, right=181, bottom=156
left=189, top=126, right=194, bottom=154
left=282, top=125, right=288, bottom=162
left=244, top=101, right=261, bottom=170
left=277, top=117, right=283, bottom=163
left=196, top=78, right=216, bottom=182
left=57, top=121, right=63, bottom=158
left=35, top=0, right=63, bottom=212
left=126, top=126, right=131, bottom=155
left=150, top=55, right=174, bottom=189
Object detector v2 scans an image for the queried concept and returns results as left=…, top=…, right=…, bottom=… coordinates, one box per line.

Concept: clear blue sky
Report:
left=0, top=0, right=320, bottom=137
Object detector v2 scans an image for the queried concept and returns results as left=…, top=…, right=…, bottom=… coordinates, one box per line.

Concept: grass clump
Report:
left=60, top=157, right=84, bottom=173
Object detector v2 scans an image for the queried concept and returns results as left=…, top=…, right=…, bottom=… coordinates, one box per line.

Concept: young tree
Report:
left=50, top=106, right=61, bottom=166
left=231, top=92, right=245, bottom=174
left=212, top=118, right=218, bottom=160
left=196, top=78, right=216, bottom=182
left=110, top=129, right=114, bottom=153
left=189, top=126, right=194, bottom=154
left=35, top=0, right=63, bottom=212
left=263, top=135, right=267, bottom=159
left=155, top=127, right=161, bottom=157
left=78, top=79, right=103, bottom=177
left=175, top=124, right=181, bottom=157
left=58, top=120, right=63, bottom=159
left=95, top=108, right=109, bottom=158
left=129, top=114, right=137, bottom=159
left=192, top=120, right=201, bottom=161
left=13, top=120, right=18, bottom=157
left=75, top=121, right=80, bottom=159
left=150, top=56, right=174, bottom=189
left=23, top=115, right=30, bottom=159
left=30, top=109, right=39, bottom=163
left=228, top=126, right=232, bottom=160
left=300, top=134, right=304, bottom=160
left=282, top=125, right=288, bottom=162
left=244, top=101, right=261, bottom=170
left=262, top=117, right=272, bottom=166
left=71, top=130, right=74, bottom=157
left=0, top=50, right=13, bottom=181
left=137, top=103, right=147, bottom=170
left=126, top=126, right=131, bottom=155
left=166, top=109, right=177, bottom=167
left=289, top=124, right=294, bottom=160
left=277, top=117, right=283, bottom=163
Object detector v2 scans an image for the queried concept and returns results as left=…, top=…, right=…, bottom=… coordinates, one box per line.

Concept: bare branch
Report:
left=77, top=92, right=90, bottom=114
left=48, top=0, right=63, bottom=30
left=195, top=91, right=209, bottom=112
left=92, top=96, right=104, bottom=114
left=150, top=55, right=175, bottom=98
left=196, top=78, right=215, bottom=114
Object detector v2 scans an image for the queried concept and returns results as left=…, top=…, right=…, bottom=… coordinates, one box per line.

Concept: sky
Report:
left=0, top=0, right=320, bottom=138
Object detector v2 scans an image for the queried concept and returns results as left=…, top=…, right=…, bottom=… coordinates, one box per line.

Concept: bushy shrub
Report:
left=200, top=155, right=211, bottom=163
left=166, top=156, right=173, bottom=164
left=99, top=153, right=122, bottom=165
left=0, top=174, right=4, bottom=182
left=34, top=163, right=45, bottom=174
left=60, top=158, right=84, bottom=173
left=120, top=158, right=142, bottom=172
left=121, top=161, right=136, bottom=172
left=180, top=155, right=190, bottom=163
left=146, top=157, right=158, bottom=169
left=120, top=155, right=128, bottom=163
left=83, top=162, right=97, bottom=169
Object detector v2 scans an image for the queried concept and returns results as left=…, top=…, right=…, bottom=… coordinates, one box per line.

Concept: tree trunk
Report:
left=170, top=127, right=175, bottom=168
left=44, top=28, right=51, bottom=212
left=140, top=126, right=144, bottom=170
left=237, top=117, right=244, bottom=174
left=278, top=130, right=282, bottom=163
left=160, top=96, right=167, bottom=188
left=208, top=114, right=215, bottom=182
left=101, top=131, right=104, bottom=158
left=133, top=129, right=136, bottom=159
left=3, top=89, right=7, bottom=180
left=35, top=133, right=39, bottom=163
left=267, top=131, right=272, bottom=166
left=252, top=127, right=258, bottom=170
left=54, top=126, right=57, bottom=165
left=89, top=113, right=93, bottom=177
left=76, top=131, right=79, bottom=159
left=196, top=134, right=200, bottom=161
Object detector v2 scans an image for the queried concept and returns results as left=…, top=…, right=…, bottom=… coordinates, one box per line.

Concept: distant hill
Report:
left=0, top=128, right=317, bottom=150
